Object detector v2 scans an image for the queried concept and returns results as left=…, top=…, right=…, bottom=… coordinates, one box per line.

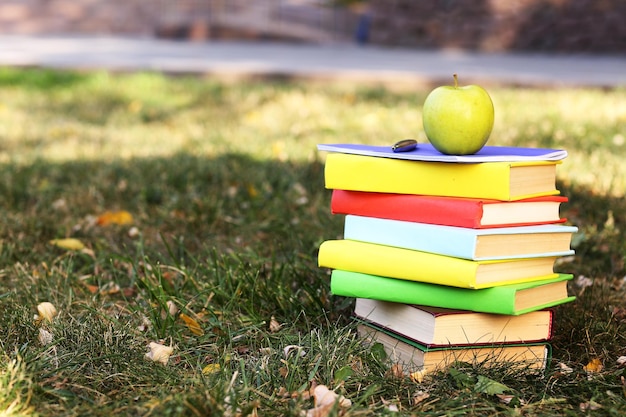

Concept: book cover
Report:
left=354, top=298, right=554, bottom=347
left=318, top=239, right=559, bottom=289
left=323, top=153, right=560, bottom=201
left=317, top=143, right=568, bottom=163
left=357, top=322, right=551, bottom=372
left=343, top=215, right=578, bottom=261
left=331, top=190, right=568, bottom=228
left=330, top=270, right=575, bottom=315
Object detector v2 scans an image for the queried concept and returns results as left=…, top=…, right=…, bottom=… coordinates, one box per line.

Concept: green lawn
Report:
left=1, top=68, right=625, bottom=416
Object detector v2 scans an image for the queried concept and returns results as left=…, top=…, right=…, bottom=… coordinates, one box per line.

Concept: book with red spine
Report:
left=331, top=190, right=568, bottom=229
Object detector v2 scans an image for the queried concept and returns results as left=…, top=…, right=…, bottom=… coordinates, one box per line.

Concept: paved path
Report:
left=1, top=35, right=625, bottom=88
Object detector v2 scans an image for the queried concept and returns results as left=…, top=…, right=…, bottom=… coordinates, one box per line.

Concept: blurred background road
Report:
left=1, top=0, right=625, bottom=88
left=1, top=35, right=625, bottom=88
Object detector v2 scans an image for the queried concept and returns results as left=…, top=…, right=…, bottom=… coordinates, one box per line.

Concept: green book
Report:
left=331, top=270, right=574, bottom=315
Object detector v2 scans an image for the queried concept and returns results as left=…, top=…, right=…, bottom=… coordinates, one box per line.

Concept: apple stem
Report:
left=453, top=73, right=458, bottom=88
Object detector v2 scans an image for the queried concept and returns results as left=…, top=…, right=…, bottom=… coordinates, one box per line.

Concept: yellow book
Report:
left=323, top=153, right=560, bottom=201
left=318, top=239, right=559, bottom=289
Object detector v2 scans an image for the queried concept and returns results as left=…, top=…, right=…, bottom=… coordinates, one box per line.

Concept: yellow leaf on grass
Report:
left=202, top=363, right=221, bottom=375
left=246, top=184, right=258, bottom=198
left=584, top=358, right=603, bottom=373
left=180, top=313, right=204, bottom=336
left=49, top=238, right=85, bottom=251
left=97, top=210, right=134, bottom=226
left=410, top=369, right=428, bottom=383
left=36, top=302, right=58, bottom=322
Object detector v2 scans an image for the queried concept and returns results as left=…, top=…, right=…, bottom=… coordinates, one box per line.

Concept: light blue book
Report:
left=343, top=215, right=578, bottom=261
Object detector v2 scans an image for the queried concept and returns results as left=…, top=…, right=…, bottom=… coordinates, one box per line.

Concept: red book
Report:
left=331, top=190, right=568, bottom=229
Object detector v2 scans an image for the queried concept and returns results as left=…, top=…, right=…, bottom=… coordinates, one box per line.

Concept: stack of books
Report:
left=317, top=143, right=577, bottom=372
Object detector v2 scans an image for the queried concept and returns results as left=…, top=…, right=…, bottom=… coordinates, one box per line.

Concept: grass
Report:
left=0, top=67, right=625, bottom=416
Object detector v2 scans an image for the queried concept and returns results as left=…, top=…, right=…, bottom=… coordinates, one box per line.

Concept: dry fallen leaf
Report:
left=247, top=184, right=259, bottom=198
left=269, top=316, right=282, bottom=333
left=412, top=390, right=430, bottom=405
left=35, top=302, right=58, bottom=323
left=166, top=300, right=179, bottom=317
left=100, top=281, right=121, bottom=295
left=284, top=345, right=306, bottom=358
left=84, top=283, right=99, bottom=294
left=583, top=358, right=603, bottom=373
left=96, top=210, right=134, bottom=226
left=557, top=362, right=574, bottom=374
left=410, top=369, right=428, bottom=383
left=580, top=400, right=602, bottom=411
left=575, top=275, right=593, bottom=288
left=51, top=198, right=67, bottom=211
left=276, top=386, right=290, bottom=398
left=49, top=238, right=85, bottom=251
left=617, top=356, right=626, bottom=366
left=385, top=403, right=399, bottom=412
left=202, top=363, right=221, bottom=375
left=613, top=306, right=626, bottom=323
left=387, top=363, right=405, bottom=379
left=380, top=397, right=399, bottom=412
left=305, top=384, right=352, bottom=417
left=259, top=347, right=273, bottom=355
left=137, top=315, right=152, bottom=332
left=313, top=384, right=352, bottom=407
left=180, top=313, right=204, bottom=336
left=145, top=342, right=174, bottom=365
left=496, top=394, right=525, bottom=405
left=38, top=328, right=54, bottom=345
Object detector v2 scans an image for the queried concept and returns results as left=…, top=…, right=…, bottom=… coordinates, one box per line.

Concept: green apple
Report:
left=422, top=74, right=494, bottom=155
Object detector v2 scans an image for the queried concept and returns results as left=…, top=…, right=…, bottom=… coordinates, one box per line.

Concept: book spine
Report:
left=547, top=310, right=555, bottom=340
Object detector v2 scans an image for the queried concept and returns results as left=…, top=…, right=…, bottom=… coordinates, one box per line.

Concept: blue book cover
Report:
left=343, top=215, right=578, bottom=261
left=317, top=143, right=567, bottom=163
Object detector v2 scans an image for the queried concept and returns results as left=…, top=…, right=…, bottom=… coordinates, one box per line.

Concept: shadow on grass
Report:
left=0, top=152, right=350, bottom=328
left=0, top=151, right=336, bottom=253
